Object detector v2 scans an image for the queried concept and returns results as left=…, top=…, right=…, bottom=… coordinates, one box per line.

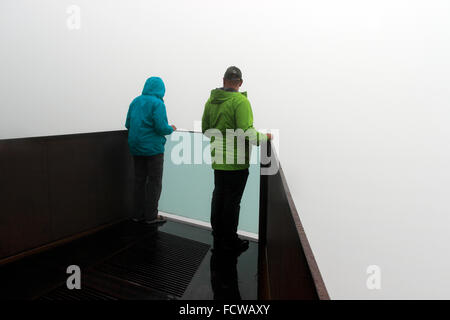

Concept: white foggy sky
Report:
left=1, top=0, right=450, bottom=299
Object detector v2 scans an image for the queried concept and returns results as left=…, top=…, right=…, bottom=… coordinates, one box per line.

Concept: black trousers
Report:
left=133, top=154, right=164, bottom=221
left=211, top=169, right=249, bottom=244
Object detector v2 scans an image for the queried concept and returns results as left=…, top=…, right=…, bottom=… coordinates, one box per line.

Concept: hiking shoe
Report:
left=213, top=238, right=249, bottom=255
left=145, top=216, right=166, bottom=225
left=234, top=238, right=249, bottom=254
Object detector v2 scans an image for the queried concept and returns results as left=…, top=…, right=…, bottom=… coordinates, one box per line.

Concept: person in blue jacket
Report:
left=125, top=77, right=176, bottom=224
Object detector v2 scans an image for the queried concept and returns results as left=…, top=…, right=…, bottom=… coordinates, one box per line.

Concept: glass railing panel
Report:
left=158, top=131, right=260, bottom=235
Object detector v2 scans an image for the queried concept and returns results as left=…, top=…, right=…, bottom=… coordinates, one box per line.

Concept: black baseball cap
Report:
left=224, top=66, right=242, bottom=81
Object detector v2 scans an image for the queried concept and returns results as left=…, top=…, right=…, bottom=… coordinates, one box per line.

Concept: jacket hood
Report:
left=210, top=88, right=247, bottom=104
left=142, top=77, right=165, bottom=99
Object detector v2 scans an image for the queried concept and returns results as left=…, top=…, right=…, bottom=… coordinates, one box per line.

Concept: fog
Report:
left=1, top=0, right=450, bottom=299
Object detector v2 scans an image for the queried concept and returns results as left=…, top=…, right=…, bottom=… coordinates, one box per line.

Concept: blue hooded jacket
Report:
left=125, top=77, right=174, bottom=156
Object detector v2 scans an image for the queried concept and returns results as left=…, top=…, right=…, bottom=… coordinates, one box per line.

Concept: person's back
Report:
left=202, top=88, right=262, bottom=170
left=202, top=66, right=271, bottom=254
left=126, top=77, right=173, bottom=155
left=125, top=76, right=176, bottom=224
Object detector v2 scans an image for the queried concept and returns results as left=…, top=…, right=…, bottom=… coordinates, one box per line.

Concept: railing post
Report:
left=258, top=140, right=271, bottom=247
left=258, top=140, right=271, bottom=299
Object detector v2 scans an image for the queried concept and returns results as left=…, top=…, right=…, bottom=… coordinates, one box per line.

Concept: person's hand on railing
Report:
left=171, top=125, right=177, bottom=131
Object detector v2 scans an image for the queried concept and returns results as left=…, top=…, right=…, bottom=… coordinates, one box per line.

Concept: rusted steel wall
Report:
left=0, top=130, right=133, bottom=262
left=258, top=142, right=329, bottom=300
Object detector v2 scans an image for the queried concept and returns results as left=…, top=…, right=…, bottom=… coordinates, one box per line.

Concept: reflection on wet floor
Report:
left=161, top=220, right=258, bottom=300
left=210, top=248, right=241, bottom=300
left=0, top=220, right=258, bottom=300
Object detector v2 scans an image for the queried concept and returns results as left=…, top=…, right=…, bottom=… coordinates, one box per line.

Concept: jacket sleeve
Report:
left=125, top=103, right=132, bottom=129
left=235, top=99, right=267, bottom=146
left=202, top=100, right=210, bottom=134
left=153, top=102, right=174, bottom=136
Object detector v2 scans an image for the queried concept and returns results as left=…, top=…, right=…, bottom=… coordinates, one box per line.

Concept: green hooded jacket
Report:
left=202, top=88, right=267, bottom=170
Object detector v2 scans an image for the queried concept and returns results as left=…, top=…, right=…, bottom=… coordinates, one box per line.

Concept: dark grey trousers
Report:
left=133, top=153, right=164, bottom=221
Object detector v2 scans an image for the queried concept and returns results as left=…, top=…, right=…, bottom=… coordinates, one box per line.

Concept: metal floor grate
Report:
left=93, top=231, right=210, bottom=298
left=39, top=285, right=117, bottom=301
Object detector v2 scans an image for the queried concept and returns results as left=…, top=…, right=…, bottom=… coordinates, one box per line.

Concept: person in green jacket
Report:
left=202, top=66, right=272, bottom=254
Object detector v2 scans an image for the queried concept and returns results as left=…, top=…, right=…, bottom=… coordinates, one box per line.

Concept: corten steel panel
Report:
left=0, top=139, right=52, bottom=258
left=259, top=142, right=329, bottom=300
left=266, top=170, right=319, bottom=299
left=0, top=131, right=134, bottom=261
left=46, top=131, right=133, bottom=240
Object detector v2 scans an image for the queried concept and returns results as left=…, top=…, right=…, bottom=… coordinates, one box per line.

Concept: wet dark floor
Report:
left=0, top=220, right=258, bottom=300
